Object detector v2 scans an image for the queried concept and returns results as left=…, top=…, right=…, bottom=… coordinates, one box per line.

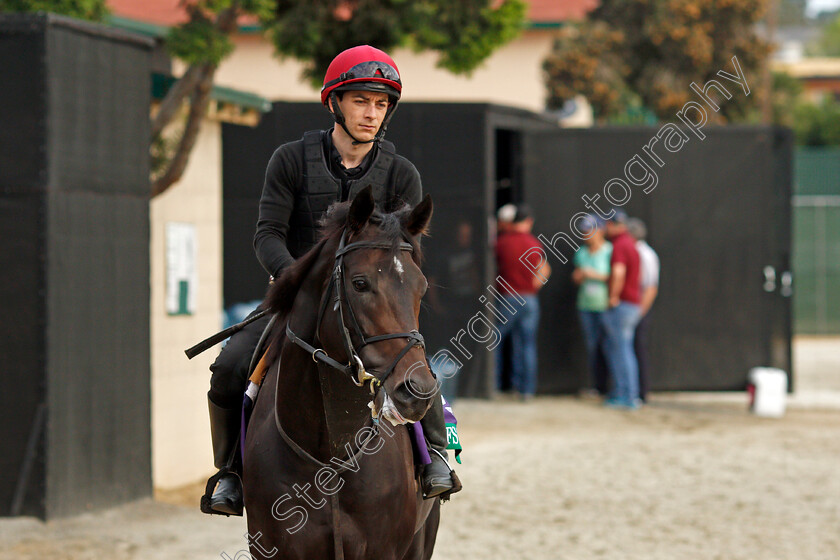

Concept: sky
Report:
left=806, top=0, right=840, bottom=17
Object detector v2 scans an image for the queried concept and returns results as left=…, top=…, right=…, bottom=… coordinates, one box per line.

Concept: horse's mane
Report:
left=264, top=200, right=424, bottom=320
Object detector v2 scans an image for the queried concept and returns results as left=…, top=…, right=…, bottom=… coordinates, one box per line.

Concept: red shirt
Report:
left=495, top=231, right=545, bottom=296
left=609, top=231, right=641, bottom=304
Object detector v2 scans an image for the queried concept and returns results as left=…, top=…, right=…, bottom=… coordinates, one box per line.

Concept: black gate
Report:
left=222, top=102, right=558, bottom=398
left=523, top=126, right=793, bottom=393
left=224, top=106, right=792, bottom=397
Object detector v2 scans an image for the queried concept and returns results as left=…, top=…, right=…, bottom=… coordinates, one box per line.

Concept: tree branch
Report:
left=151, top=63, right=216, bottom=197
left=150, top=3, right=242, bottom=196
left=151, top=64, right=205, bottom=139
left=151, top=4, right=241, bottom=139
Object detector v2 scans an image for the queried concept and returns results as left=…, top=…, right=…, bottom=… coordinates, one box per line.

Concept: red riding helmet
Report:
left=321, top=45, right=402, bottom=106
left=321, top=45, right=402, bottom=144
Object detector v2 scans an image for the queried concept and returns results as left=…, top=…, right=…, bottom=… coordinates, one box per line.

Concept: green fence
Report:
left=793, top=148, right=840, bottom=334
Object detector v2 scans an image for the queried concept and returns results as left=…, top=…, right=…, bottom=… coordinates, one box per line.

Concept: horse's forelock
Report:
left=266, top=201, right=424, bottom=318
left=321, top=201, right=423, bottom=264
left=378, top=206, right=424, bottom=266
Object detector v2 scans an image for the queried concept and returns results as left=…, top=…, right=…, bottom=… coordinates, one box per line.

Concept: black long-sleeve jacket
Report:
left=253, top=130, right=422, bottom=278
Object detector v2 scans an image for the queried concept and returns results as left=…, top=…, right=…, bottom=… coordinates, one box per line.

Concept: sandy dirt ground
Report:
left=2, top=337, right=839, bottom=560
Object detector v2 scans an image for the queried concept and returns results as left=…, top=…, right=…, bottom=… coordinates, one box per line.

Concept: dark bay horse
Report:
left=243, top=187, right=441, bottom=560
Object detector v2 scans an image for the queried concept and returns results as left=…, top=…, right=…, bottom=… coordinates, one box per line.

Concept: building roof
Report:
left=774, top=57, right=840, bottom=79
left=527, top=0, right=598, bottom=24
left=108, top=0, right=188, bottom=27
left=107, top=0, right=596, bottom=29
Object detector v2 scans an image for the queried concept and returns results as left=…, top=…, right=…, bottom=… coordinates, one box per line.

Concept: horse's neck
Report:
left=275, top=339, right=332, bottom=461
left=276, top=340, right=375, bottom=464
left=276, top=292, right=373, bottom=464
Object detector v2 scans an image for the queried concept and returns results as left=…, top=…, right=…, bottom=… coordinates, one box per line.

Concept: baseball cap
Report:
left=608, top=209, right=628, bottom=224
left=513, top=204, right=532, bottom=223
left=496, top=203, right=517, bottom=224
left=579, top=214, right=605, bottom=234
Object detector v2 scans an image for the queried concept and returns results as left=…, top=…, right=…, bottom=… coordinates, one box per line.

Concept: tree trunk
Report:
left=151, top=64, right=205, bottom=140
left=150, top=4, right=241, bottom=197
left=151, top=63, right=216, bottom=197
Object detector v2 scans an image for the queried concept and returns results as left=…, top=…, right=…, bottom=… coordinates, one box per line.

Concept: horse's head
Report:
left=315, top=186, right=438, bottom=424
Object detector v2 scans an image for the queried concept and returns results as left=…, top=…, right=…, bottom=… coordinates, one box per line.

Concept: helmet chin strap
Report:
left=329, top=91, right=397, bottom=146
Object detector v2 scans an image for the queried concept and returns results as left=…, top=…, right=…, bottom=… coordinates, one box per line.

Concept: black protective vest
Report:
left=287, top=131, right=396, bottom=256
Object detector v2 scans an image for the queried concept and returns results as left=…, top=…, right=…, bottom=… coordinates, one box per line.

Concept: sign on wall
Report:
left=165, top=222, right=197, bottom=315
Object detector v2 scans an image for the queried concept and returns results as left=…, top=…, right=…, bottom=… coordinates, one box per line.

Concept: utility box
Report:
left=0, top=14, right=153, bottom=518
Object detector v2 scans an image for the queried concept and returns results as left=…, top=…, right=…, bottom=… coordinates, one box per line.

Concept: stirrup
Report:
left=210, top=472, right=243, bottom=516
left=200, top=469, right=243, bottom=516
left=422, top=448, right=456, bottom=500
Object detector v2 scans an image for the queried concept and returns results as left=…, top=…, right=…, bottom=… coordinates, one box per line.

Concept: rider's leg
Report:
left=205, top=308, right=270, bottom=516
left=419, top=395, right=461, bottom=499
left=207, top=396, right=244, bottom=515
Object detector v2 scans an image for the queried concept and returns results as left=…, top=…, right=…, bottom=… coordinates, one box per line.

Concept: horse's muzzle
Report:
left=388, top=376, right=437, bottom=423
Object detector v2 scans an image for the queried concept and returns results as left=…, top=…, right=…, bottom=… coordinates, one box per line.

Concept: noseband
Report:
left=286, top=228, right=426, bottom=392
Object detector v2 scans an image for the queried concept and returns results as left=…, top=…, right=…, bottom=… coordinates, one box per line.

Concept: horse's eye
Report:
left=352, top=278, right=369, bottom=292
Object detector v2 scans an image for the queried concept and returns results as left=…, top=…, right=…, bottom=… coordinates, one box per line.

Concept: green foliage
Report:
left=770, top=70, right=803, bottom=128
left=544, top=22, right=631, bottom=119
left=793, top=97, right=840, bottom=146
left=409, top=0, right=526, bottom=75
left=262, top=0, right=526, bottom=87
left=0, top=0, right=108, bottom=21
left=166, top=6, right=234, bottom=65
left=544, top=0, right=770, bottom=123
left=778, top=0, right=807, bottom=26
left=809, top=13, right=840, bottom=56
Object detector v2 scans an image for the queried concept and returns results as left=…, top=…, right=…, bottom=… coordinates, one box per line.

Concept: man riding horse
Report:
left=205, top=45, right=460, bottom=516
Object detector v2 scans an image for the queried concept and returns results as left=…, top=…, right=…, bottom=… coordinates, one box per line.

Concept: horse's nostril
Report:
left=390, top=380, right=436, bottom=420
left=401, top=376, right=438, bottom=401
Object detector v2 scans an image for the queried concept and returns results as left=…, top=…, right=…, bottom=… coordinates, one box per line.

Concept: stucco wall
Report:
left=207, top=30, right=555, bottom=112
left=150, top=120, right=222, bottom=488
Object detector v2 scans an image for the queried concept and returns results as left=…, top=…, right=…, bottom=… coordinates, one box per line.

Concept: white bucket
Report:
left=747, top=367, right=788, bottom=418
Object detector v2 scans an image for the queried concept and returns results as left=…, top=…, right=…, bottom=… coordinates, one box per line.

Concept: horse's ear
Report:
left=404, top=194, right=433, bottom=237
left=348, top=186, right=375, bottom=232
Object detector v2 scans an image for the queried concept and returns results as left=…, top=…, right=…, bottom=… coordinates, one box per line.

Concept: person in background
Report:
left=494, top=203, right=518, bottom=391
left=572, top=215, right=612, bottom=397
left=494, top=204, right=551, bottom=400
left=496, top=203, right=517, bottom=234
left=627, top=217, right=659, bottom=403
left=602, top=210, right=642, bottom=409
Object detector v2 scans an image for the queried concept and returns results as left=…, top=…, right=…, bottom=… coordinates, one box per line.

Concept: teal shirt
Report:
left=573, top=242, right=613, bottom=312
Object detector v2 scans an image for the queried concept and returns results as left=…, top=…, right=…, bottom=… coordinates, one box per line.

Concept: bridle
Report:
left=286, top=228, right=426, bottom=394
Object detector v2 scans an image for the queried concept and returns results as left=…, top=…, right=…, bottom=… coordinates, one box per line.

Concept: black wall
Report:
left=222, top=104, right=792, bottom=398
left=0, top=14, right=152, bottom=518
left=524, top=126, right=792, bottom=393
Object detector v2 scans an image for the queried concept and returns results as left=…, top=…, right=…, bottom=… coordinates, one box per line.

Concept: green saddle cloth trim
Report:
left=445, top=422, right=462, bottom=464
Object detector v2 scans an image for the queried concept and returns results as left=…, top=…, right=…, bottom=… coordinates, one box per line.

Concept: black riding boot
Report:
left=206, top=397, right=243, bottom=516
left=419, top=397, right=462, bottom=500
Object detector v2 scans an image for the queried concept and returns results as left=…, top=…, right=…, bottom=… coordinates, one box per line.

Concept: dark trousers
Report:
left=634, top=312, right=652, bottom=402
left=593, top=345, right=610, bottom=396
left=208, top=305, right=270, bottom=409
